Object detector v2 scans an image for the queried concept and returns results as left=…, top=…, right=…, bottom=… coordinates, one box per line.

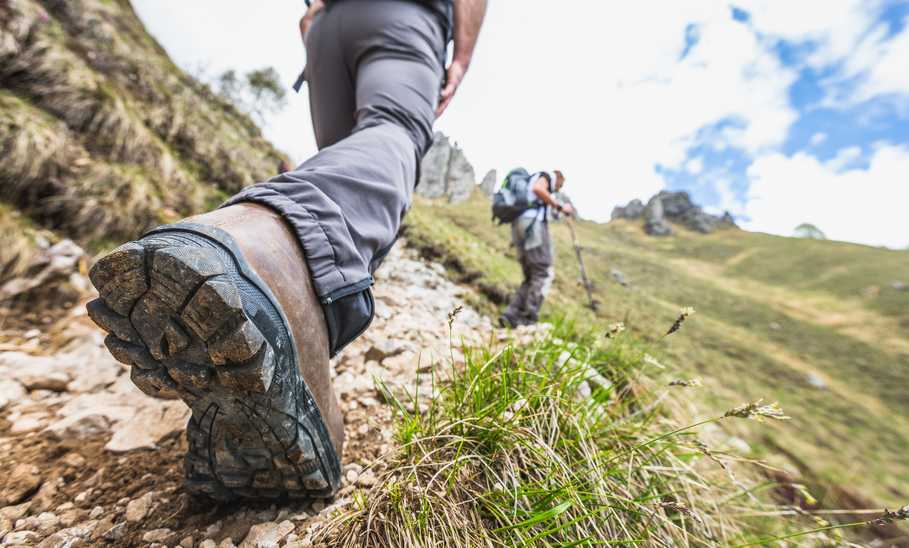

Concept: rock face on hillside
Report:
left=612, top=191, right=737, bottom=236
left=417, top=133, right=476, bottom=203
left=479, top=169, right=498, bottom=197
left=0, top=0, right=286, bottom=284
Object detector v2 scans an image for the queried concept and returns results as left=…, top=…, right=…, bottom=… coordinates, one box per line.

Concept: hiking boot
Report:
left=86, top=203, right=343, bottom=501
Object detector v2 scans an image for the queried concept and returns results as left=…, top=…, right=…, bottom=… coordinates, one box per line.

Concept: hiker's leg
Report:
left=524, top=224, right=555, bottom=323
left=502, top=224, right=533, bottom=324
left=223, top=0, right=445, bottom=355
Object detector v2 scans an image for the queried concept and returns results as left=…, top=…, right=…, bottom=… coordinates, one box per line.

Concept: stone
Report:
left=43, top=413, right=112, bottom=442
left=219, top=538, right=238, bottom=548
left=4, top=530, right=39, bottom=545
left=125, top=492, right=154, bottom=522
left=310, top=500, right=325, bottom=513
left=1, top=464, right=42, bottom=506
left=10, top=412, right=49, bottom=433
left=357, top=471, right=378, bottom=488
left=143, top=528, right=175, bottom=544
left=0, top=380, right=26, bottom=411
left=103, top=522, right=126, bottom=541
left=36, top=520, right=97, bottom=548
left=807, top=373, right=827, bottom=390
left=105, top=400, right=189, bottom=452
left=610, top=269, right=629, bottom=287
left=240, top=520, right=295, bottom=548
left=199, top=540, right=218, bottom=548
left=1, top=502, right=32, bottom=521
left=345, top=469, right=359, bottom=484
left=16, top=511, right=59, bottom=534
left=0, top=240, right=87, bottom=303
left=89, top=506, right=103, bottom=520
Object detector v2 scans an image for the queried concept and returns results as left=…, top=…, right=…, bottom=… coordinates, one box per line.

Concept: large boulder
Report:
left=417, top=133, right=476, bottom=203
left=479, top=169, right=498, bottom=197
left=644, top=195, right=672, bottom=236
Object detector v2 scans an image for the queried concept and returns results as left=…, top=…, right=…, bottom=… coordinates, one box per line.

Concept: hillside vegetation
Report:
left=0, top=0, right=285, bottom=282
left=406, top=192, right=909, bottom=512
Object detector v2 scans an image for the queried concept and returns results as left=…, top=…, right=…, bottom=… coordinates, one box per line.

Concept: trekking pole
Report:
left=565, top=219, right=599, bottom=312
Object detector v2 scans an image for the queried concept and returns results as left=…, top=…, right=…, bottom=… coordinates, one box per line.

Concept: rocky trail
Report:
left=0, top=242, right=508, bottom=547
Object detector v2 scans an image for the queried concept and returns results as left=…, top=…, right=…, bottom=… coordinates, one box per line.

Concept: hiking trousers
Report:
left=504, top=221, right=555, bottom=325
left=223, top=0, right=446, bottom=356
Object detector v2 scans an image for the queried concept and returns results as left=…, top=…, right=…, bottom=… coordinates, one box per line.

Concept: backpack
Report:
left=491, top=168, right=540, bottom=224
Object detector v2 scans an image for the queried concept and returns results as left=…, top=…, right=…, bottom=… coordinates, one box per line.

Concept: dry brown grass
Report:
left=0, top=0, right=286, bottom=252
left=0, top=204, right=49, bottom=282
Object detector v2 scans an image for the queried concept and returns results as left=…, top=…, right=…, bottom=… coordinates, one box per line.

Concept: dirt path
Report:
left=0, top=242, right=494, bottom=547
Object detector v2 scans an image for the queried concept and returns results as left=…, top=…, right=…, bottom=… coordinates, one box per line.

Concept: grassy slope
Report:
left=0, top=0, right=284, bottom=280
left=406, top=192, right=909, bottom=508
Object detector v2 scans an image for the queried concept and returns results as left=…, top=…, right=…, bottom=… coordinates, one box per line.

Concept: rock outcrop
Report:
left=417, top=133, right=476, bottom=203
left=613, top=191, right=737, bottom=236
left=479, top=169, right=498, bottom=197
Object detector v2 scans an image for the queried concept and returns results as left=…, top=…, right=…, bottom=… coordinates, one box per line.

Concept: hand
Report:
left=436, top=60, right=467, bottom=117
left=299, top=0, right=324, bottom=43
left=560, top=204, right=576, bottom=217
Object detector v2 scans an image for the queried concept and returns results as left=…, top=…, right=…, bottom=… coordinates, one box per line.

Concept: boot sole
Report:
left=87, top=224, right=340, bottom=501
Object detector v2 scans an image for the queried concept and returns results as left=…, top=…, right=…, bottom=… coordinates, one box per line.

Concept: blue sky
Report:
left=660, top=2, right=909, bottom=242
left=134, top=1, right=909, bottom=248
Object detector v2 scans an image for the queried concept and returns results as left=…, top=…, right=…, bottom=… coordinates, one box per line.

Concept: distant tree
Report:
left=794, top=223, right=826, bottom=240
left=214, top=66, right=286, bottom=123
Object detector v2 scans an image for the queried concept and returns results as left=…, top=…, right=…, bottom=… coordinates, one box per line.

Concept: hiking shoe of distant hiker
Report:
left=87, top=204, right=343, bottom=501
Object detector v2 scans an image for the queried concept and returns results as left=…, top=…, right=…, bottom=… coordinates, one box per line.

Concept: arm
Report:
left=436, top=0, right=487, bottom=116
left=532, top=178, right=575, bottom=216
left=299, top=0, right=325, bottom=44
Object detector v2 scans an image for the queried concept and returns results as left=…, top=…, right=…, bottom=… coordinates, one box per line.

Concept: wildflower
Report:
left=605, top=322, right=625, bottom=338
left=665, top=306, right=695, bottom=336
left=869, top=505, right=909, bottom=526
left=723, top=399, right=790, bottom=422
left=669, top=378, right=702, bottom=388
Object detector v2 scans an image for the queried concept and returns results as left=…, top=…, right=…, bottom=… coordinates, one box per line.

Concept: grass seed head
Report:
left=723, top=399, right=790, bottom=421
left=869, top=505, right=909, bottom=526
left=447, top=305, right=463, bottom=328
left=605, top=322, right=626, bottom=338
left=665, top=306, right=695, bottom=336
left=669, top=378, right=702, bottom=388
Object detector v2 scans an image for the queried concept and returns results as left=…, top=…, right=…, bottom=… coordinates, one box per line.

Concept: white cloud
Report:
left=437, top=0, right=796, bottom=218
left=810, top=132, right=828, bottom=146
left=744, top=145, right=909, bottom=248
left=686, top=156, right=705, bottom=174
left=742, top=0, right=909, bottom=108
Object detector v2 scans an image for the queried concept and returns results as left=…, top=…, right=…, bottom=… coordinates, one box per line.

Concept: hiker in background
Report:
left=499, top=170, right=574, bottom=328
left=86, top=0, right=487, bottom=502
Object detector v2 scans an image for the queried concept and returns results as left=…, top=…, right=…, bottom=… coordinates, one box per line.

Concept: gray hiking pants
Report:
left=503, top=220, right=555, bottom=325
left=223, top=0, right=445, bottom=356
